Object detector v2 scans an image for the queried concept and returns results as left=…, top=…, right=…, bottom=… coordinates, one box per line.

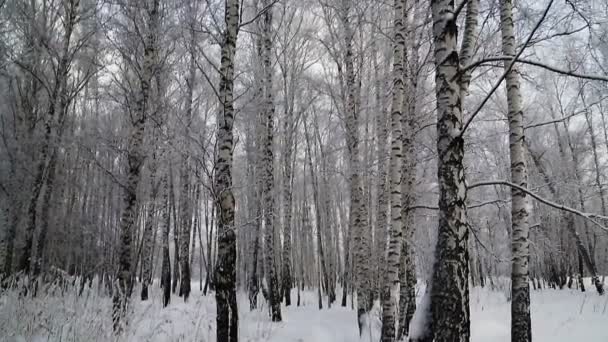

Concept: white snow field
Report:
left=1, top=279, right=607, bottom=341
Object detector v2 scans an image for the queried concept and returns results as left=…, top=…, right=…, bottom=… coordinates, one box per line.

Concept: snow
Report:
left=1, top=278, right=607, bottom=341
left=409, top=285, right=432, bottom=340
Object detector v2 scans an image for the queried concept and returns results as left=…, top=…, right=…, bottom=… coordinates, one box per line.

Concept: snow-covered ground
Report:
left=1, top=279, right=607, bottom=341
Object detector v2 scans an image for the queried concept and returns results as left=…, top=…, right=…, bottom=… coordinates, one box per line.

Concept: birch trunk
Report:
left=380, top=0, right=406, bottom=340
left=525, top=142, right=604, bottom=295
left=170, top=170, right=181, bottom=294
left=141, top=154, right=159, bottom=301
left=583, top=105, right=608, bottom=217
left=214, top=0, right=240, bottom=339
left=19, top=0, right=79, bottom=275
left=282, top=113, right=294, bottom=306
left=339, top=1, right=371, bottom=332
left=373, top=18, right=389, bottom=304
left=415, top=1, right=471, bottom=340
left=161, top=172, right=171, bottom=307
left=398, top=11, right=421, bottom=337
left=112, top=0, right=159, bottom=331
left=550, top=104, right=604, bottom=294
left=581, top=99, right=605, bottom=294
left=178, top=31, right=197, bottom=300
left=259, top=0, right=282, bottom=321
left=500, top=1, right=532, bottom=340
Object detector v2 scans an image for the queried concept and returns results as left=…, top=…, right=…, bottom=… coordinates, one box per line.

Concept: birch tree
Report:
left=112, top=0, right=160, bottom=331
left=260, top=0, right=282, bottom=321
left=500, top=1, right=532, bottom=340
left=412, top=1, right=473, bottom=340
left=213, top=0, right=240, bottom=339
left=380, top=0, right=406, bottom=340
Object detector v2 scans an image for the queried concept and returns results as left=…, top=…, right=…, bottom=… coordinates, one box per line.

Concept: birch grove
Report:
left=1, top=0, right=608, bottom=341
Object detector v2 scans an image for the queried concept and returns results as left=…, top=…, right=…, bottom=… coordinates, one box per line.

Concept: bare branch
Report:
left=459, top=0, right=555, bottom=137
left=468, top=180, right=608, bottom=232
left=463, top=56, right=608, bottom=82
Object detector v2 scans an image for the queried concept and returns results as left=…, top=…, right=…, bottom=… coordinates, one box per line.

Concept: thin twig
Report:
left=459, top=0, right=555, bottom=137
left=468, top=180, right=608, bottom=232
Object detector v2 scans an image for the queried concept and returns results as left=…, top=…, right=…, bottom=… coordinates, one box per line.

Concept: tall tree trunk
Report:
left=500, top=1, right=532, bottom=340
left=141, top=154, right=159, bottom=301
left=18, top=0, right=79, bottom=275
left=178, top=31, right=197, bottom=301
left=558, top=110, right=600, bottom=292
left=581, top=95, right=605, bottom=294
left=33, top=150, right=58, bottom=278
left=282, top=108, right=295, bottom=307
left=161, top=173, right=171, bottom=307
left=372, top=11, right=389, bottom=305
left=213, top=0, right=240, bottom=339
left=339, top=0, right=371, bottom=333
left=398, top=6, right=422, bottom=336
left=380, top=0, right=406, bottom=340
left=526, top=142, right=604, bottom=295
left=112, top=0, right=159, bottom=331
left=171, top=169, right=180, bottom=294
left=259, top=0, right=282, bottom=322
left=414, top=1, right=471, bottom=341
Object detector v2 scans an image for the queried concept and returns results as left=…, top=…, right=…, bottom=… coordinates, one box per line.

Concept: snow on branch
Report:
left=459, top=0, right=554, bottom=136
left=468, top=180, right=608, bottom=232
left=463, top=57, right=608, bottom=82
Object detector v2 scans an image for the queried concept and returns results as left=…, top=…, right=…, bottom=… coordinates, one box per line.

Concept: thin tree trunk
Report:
left=178, top=32, right=197, bottom=301
left=141, top=154, right=159, bottom=301
left=171, top=170, right=180, bottom=294
left=112, top=0, right=159, bottom=331
left=581, top=94, right=605, bottom=294
left=398, top=4, right=422, bottom=336
left=500, top=1, right=532, bottom=340
left=372, top=17, right=389, bottom=304
left=213, top=0, right=240, bottom=339
left=161, top=173, right=171, bottom=307
left=282, top=107, right=295, bottom=307
left=18, top=0, right=79, bottom=275
left=380, top=0, right=406, bottom=340
left=259, top=0, right=281, bottom=322
left=339, top=1, right=371, bottom=334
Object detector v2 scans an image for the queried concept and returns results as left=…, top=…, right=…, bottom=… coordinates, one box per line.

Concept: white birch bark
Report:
left=380, top=0, right=406, bottom=340
left=339, top=0, right=371, bottom=332
left=412, top=1, right=471, bottom=341
left=213, top=0, right=240, bottom=339
left=19, top=0, right=79, bottom=275
left=112, top=0, right=159, bottom=331
left=499, top=1, right=531, bottom=340
left=260, top=0, right=282, bottom=321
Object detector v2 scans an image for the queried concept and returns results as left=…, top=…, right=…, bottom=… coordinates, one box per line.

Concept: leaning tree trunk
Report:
left=413, top=1, right=471, bottom=341
left=500, top=1, right=532, bottom=340
left=558, top=110, right=602, bottom=293
left=380, top=0, right=406, bottom=341
left=112, top=0, right=159, bottom=332
left=526, top=142, right=604, bottom=295
left=213, top=0, right=240, bottom=340
left=581, top=97, right=606, bottom=295
left=18, top=0, right=79, bottom=275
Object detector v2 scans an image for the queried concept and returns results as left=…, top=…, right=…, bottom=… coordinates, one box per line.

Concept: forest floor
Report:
left=1, top=278, right=607, bottom=341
